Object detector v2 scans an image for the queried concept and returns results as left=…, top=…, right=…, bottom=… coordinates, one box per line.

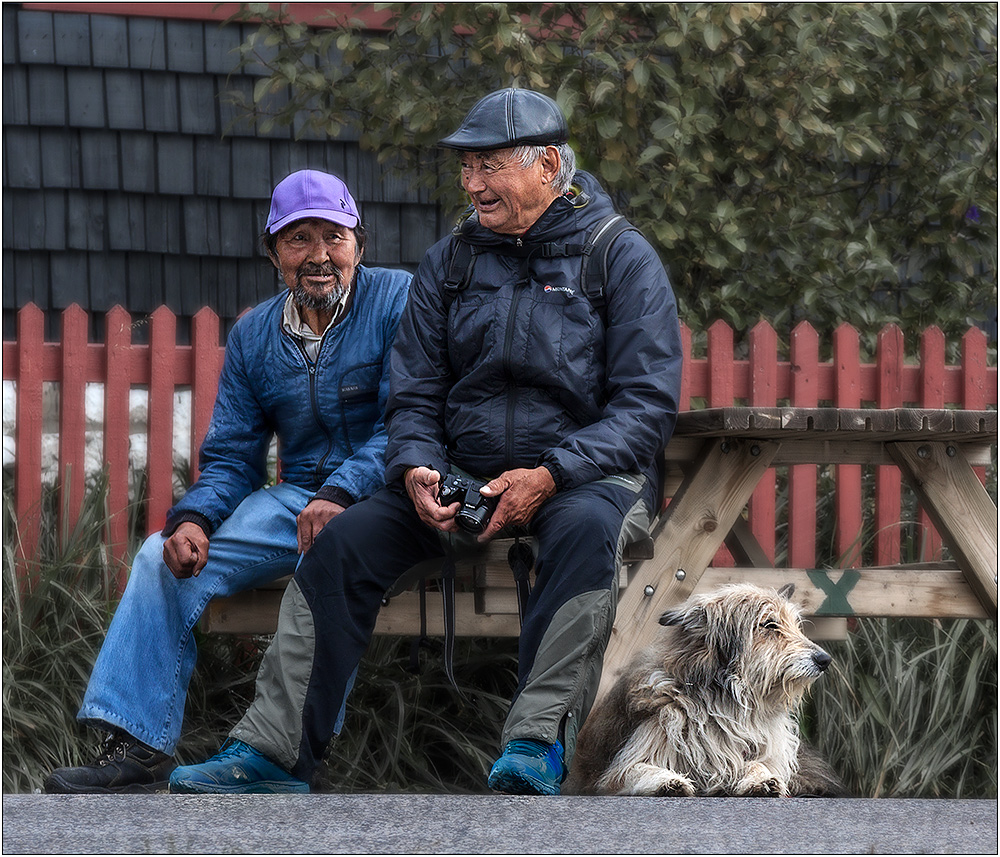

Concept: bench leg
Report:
left=596, top=437, right=780, bottom=703
left=887, top=441, right=998, bottom=615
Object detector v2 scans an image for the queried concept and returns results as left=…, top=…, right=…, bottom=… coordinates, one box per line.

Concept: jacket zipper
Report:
left=502, top=240, right=528, bottom=469
left=290, top=334, right=335, bottom=486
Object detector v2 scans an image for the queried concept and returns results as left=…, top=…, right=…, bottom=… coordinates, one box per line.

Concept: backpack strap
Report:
left=580, top=214, right=640, bottom=321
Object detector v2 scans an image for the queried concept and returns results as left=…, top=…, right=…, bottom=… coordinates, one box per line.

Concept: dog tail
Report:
left=790, top=741, right=850, bottom=797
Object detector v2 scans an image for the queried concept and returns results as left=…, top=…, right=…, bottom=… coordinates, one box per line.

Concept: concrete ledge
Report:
left=3, top=794, right=997, bottom=854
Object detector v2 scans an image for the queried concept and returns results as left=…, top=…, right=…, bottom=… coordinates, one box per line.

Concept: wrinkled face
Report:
left=459, top=148, right=559, bottom=235
left=270, top=218, right=361, bottom=310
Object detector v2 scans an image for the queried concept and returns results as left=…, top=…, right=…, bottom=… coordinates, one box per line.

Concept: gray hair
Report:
left=511, top=143, right=577, bottom=195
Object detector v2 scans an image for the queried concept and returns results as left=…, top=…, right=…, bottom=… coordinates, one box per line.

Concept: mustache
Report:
left=296, top=261, right=343, bottom=283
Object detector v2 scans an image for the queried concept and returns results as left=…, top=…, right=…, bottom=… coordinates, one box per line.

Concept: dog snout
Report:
left=812, top=649, right=832, bottom=672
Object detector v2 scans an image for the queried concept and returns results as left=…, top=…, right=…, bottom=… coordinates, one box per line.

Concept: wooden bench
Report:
left=203, top=408, right=998, bottom=665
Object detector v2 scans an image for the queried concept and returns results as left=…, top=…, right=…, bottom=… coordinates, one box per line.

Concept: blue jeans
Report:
left=78, top=482, right=313, bottom=754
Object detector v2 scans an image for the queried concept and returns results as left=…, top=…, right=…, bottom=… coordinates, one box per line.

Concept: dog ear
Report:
left=778, top=583, right=795, bottom=600
left=659, top=604, right=706, bottom=628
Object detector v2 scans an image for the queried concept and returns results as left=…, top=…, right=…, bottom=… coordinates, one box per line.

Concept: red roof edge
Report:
left=20, top=3, right=393, bottom=30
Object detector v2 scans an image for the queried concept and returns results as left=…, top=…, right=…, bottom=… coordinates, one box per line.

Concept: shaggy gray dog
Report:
left=566, top=583, right=845, bottom=796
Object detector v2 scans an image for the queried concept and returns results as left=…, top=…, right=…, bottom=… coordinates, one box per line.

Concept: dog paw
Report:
left=627, top=765, right=696, bottom=797
left=736, top=763, right=787, bottom=797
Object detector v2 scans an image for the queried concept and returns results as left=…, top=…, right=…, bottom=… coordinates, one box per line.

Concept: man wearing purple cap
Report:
left=43, top=170, right=411, bottom=794
left=171, top=88, right=681, bottom=797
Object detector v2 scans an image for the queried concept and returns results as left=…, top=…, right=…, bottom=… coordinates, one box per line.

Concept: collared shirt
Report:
left=281, top=290, right=351, bottom=361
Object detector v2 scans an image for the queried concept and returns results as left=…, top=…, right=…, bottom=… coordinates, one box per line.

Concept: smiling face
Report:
left=269, top=218, right=362, bottom=313
left=459, top=147, right=562, bottom=235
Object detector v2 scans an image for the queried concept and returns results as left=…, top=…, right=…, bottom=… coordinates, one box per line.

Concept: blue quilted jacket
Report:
left=165, top=265, right=411, bottom=536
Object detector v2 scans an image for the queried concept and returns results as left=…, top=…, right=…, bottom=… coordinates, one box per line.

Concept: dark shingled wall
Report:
left=3, top=6, right=444, bottom=341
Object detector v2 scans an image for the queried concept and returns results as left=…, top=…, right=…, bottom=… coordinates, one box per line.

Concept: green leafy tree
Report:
left=228, top=3, right=997, bottom=346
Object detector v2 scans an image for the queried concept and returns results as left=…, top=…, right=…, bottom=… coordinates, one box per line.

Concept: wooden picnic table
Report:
left=204, top=407, right=997, bottom=670
left=596, top=406, right=998, bottom=701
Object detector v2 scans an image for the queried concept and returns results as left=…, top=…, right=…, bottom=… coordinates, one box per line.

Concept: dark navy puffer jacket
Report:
left=165, top=265, right=411, bottom=537
left=384, top=171, right=681, bottom=493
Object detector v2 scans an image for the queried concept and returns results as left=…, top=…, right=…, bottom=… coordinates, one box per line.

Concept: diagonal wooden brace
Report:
left=596, top=436, right=780, bottom=702
left=887, top=441, right=998, bottom=615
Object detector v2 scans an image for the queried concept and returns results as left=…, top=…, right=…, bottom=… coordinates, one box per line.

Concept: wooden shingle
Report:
left=43, top=190, right=68, bottom=251
left=219, top=199, right=254, bottom=258
left=17, top=10, right=55, bottom=65
left=182, top=196, right=219, bottom=256
left=157, top=136, right=195, bottom=196
left=230, top=138, right=273, bottom=198
left=28, top=65, right=67, bottom=126
left=68, top=69, right=107, bottom=128
left=5, top=127, right=42, bottom=188
left=144, top=196, right=183, bottom=254
left=142, top=72, right=180, bottom=132
left=88, top=253, right=127, bottom=310
left=16, top=252, right=51, bottom=309
left=120, top=133, right=156, bottom=193
left=53, top=12, right=91, bottom=66
left=126, top=253, right=163, bottom=313
left=80, top=130, right=120, bottom=190
left=194, top=137, right=232, bottom=196
left=216, top=74, right=257, bottom=137
left=40, top=127, right=80, bottom=188
left=106, top=69, right=145, bottom=130
left=128, top=17, right=166, bottom=70
left=90, top=13, right=129, bottom=68
left=400, top=204, right=439, bottom=266
left=3, top=66, right=29, bottom=124
left=9, top=192, right=46, bottom=251
left=204, top=23, right=242, bottom=75
left=50, top=250, right=85, bottom=308
left=108, top=195, right=146, bottom=252
left=366, top=203, right=401, bottom=265
left=179, top=75, right=218, bottom=135
left=166, top=20, right=205, bottom=73
left=66, top=191, right=105, bottom=251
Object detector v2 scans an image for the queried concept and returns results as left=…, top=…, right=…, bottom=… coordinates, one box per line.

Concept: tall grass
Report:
left=3, top=474, right=996, bottom=796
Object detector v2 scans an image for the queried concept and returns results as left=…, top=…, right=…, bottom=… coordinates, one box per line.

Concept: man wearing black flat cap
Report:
left=172, top=88, right=682, bottom=796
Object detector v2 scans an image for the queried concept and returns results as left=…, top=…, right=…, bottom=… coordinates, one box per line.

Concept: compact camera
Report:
left=438, top=473, right=498, bottom=535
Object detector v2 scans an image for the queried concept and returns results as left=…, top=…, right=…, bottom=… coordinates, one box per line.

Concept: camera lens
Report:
left=456, top=505, right=491, bottom=534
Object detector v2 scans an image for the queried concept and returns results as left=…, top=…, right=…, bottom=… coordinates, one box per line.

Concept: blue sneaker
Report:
left=169, top=740, right=309, bottom=794
left=487, top=739, right=565, bottom=795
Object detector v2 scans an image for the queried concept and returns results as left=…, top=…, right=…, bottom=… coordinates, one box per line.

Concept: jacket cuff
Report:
left=539, top=460, right=564, bottom=492
left=312, top=485, right=356, bottom=508
left=162, top=511, right=212, bottom=539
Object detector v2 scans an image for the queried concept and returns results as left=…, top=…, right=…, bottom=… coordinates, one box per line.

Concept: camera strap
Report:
left=507, top=537, right=535, bottom=625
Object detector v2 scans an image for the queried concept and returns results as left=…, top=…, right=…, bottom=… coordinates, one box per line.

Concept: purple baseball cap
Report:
left=265, top=169, right=360, bottom=234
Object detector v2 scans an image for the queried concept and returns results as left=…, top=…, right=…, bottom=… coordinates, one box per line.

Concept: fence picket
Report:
left=58, top=305, right=90, bottom=544
left=14, top=304, right=44, bottom=573
left=147, top=307, right=177, bottom=535
left=918, top=327, right=946, bottom=560
left=190, top=307, right=222, bottom=485
left=749, top=320, right=778, bottom=563
left=833, top=323, right=863, bottom=568
left=789, top=321, right=819, bottom=568
left=963, top=327, right=989, bottom=485
left=104, top=306, right=132, bottom=586
left=876, top=325, right=904, bottom=566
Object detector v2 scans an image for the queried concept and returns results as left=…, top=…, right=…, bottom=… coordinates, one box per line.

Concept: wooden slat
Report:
left=147, top=306, right=177, bottom=535
left=15, top=303, right=44, bottom=566
left=887, top=441, right=998, bottom=615
left=789, top=322, right=819, bottom=568
left=58, top=305, right=88, bottom=542
left=104, top=305, right=132, bottom=583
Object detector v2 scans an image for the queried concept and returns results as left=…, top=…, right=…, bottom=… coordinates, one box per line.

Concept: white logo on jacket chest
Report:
left=543, top=285, right=576, bottom=296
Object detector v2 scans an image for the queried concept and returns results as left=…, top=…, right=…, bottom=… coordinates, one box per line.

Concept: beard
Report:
left=290, top=262, right=350, bottom=310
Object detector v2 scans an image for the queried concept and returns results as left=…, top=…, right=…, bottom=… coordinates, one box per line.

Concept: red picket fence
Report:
left=3, top=302, right=997, bottom=589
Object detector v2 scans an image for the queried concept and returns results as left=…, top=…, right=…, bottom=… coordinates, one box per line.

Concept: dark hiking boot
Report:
left=43, top=731, right=175, bottom=794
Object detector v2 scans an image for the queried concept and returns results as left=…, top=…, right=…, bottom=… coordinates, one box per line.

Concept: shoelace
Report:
left=96, top=732, right=133, bottom=766
left=505, top=740, right=550, bottom=759
left=211, top=740, right=250, bottom=762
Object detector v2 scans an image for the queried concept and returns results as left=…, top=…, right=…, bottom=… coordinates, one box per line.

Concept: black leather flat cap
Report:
left=439, top=88, right=569, bottom=151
